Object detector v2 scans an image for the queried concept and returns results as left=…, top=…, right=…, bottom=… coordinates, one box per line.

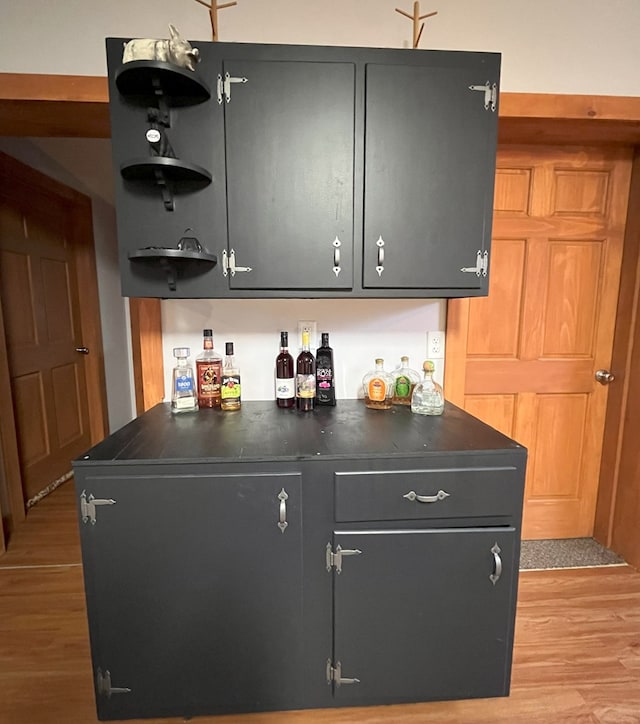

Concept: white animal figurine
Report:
left=122, top=24, right=201, bottom=72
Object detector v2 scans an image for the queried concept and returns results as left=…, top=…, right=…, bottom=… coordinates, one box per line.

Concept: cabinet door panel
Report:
left=223, top=59, right=355, bottom=290
left=363, top=63, right=498, bottom=290
left=332, top=527, right=516, bottom=705
left=79, top=472, right=303, bottom=720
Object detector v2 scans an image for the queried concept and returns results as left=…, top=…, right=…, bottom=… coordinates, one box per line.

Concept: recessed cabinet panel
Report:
left=332, top=527, right=516, bottom=705
left=223, top=59, right=355, bottom=290
left=363, top=63, right=498, bottom=291
left=80, top=472, right=303, bottom=720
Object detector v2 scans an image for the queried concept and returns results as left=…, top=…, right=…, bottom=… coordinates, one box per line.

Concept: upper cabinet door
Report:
left=362, top=61, right=499, bottom=291
left=222, top=59, right=356, bottom=290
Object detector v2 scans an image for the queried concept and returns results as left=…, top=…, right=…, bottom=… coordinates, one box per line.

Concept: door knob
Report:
left=75, top=347, right=90, bottom=354
left=595, top=369, right=614, bottom=384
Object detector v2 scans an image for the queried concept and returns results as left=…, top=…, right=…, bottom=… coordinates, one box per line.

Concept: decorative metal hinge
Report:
left=326, top=659, right=360, bottom=687
left=96, top=668, right=131, bottom=698
left=326, top=543, right=362, bottom=574
left=461, top=249, right=489, bottom=277
left=80, top=490, right=116, bottom=525
left=217, top=73, right=248, bottom=104
left=222, top=248, right=253, bottom=277
left=469, top=81, right=498, bottom=111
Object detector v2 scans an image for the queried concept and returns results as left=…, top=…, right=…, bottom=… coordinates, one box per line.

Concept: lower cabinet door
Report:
left=331, top=527, right=517, bottom=705
left=78, top=472, right=303, bottom=720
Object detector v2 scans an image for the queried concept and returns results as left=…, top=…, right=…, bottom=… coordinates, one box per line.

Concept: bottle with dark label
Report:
left=275, top=331, right=295, bottom=408
left=221, top=342, right=241, bottom=411
left=196, top=329, right=222, bottom=408
left=296, top=329, right=316, bottom=411
left=315, top=332, right=336, bottom=406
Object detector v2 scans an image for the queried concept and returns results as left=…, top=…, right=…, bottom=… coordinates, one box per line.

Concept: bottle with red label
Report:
left=196, top=329, right=222, bottom=408
left=362, top=358, right=394, bottom=410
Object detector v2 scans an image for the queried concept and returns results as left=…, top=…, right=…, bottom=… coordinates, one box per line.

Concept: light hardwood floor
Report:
left=1, top=482, right=639, bottom=724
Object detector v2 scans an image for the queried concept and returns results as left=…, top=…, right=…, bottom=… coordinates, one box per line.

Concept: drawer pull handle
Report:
left=489, top=542, right=502, bottom=585
left=277, top=488, right=288, bottom=533
left=403, top=489, right=450, bottom=504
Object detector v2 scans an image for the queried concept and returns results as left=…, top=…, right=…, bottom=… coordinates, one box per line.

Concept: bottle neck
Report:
left=204, top=339, right=213, bottom=351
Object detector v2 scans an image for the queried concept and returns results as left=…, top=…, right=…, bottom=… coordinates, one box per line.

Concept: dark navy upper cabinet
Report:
left=106, top=39, right=500, bottom=298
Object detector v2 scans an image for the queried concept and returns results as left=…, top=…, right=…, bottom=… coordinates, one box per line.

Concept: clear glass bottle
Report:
left=392, top=355, right=421, bottom=406
left=171, top=347, right=198, bottom=413
left=315, top=332, right=336, bottom=406
left=196, top=328, right=222, bottom=408
left=221, top=342, right=241, bottom=411
left=296, top=329, right=316, bottom=411
left=411, top=360, right=445, bottom=415
left=275, top=331, right=295, bottom=408
left=362, top=358, right=394, bottom=410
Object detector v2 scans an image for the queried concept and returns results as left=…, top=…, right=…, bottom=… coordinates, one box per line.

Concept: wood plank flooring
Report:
left=1, top=482, right=639, bottom=724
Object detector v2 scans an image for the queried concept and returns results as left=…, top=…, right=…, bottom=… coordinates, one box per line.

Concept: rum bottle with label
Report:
left=315, top=332, right=336, bottom=406
left=362, top=358, right=394, bottom=410
left=221, top=342, right=241, bottom=411
left=296, top=329, right=316, bottom=411
left=275, top=331, right=295, bottom=408
left=196, top=329, right=222, bottom=408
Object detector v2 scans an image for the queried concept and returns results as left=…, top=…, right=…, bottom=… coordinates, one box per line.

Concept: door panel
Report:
left=363, top=63, right=497, bottom=290
left=80, top=472, right=304, bottom=720
left=446, top=147, right=632, bottom=538
left=0, top=199, right=92, bottom=501
left=223, top=59, right=355, bottom=290
left=332, top=527, right=516, bottom=705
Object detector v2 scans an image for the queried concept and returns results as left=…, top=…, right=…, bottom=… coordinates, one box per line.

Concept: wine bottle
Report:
left=296, top=329, right=316, bottom=411
left=275, top=331, right=295, bottom=408
left=315, top=332, right=336, bottom=406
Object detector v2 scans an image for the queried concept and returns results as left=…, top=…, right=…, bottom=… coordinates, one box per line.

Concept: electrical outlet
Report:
left=297, top=320, right=317, bottom=348
left=427, top=330, right=445, bottom=359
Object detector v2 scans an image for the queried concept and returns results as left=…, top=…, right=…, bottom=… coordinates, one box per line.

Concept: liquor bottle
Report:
left=362, top=358, right=394, bottom=410
left=411, top=360, right=445, bottom=415
left=392, top=355, right=421, bottom=406
left=296, top=329, right=316, bottom=411
left=196, top=329, right=222, bottom=408
left=171, top=347, right=198, bottom=413
left=315, top=332, right=336, bottom=406
left=221, top=342, right=241, bottom=411
left=275, top=331, right=295, bottom=408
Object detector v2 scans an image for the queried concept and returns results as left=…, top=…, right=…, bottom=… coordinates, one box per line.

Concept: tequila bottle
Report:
left=411, top=360, right=444, bottom=416
left=171, top=347, right=198, bottom=413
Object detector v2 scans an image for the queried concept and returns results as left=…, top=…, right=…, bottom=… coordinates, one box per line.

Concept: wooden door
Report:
left=0, top=155, right=107, bottom=508
left=446, top=146, right=632, bottom=539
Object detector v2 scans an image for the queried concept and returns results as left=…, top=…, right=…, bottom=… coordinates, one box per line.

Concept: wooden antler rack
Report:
left=192, top=0, right=238, bottom=41
left=395, top=1, right=438, bottom=48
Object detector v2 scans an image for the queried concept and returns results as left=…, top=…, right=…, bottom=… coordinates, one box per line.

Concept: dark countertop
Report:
left=74, top=400, right=524, bottom=466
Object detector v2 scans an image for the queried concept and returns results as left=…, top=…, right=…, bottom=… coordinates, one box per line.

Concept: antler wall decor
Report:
left=395, top=1, right=438, bottom=48
left=191, top=0, right=238, bottom=41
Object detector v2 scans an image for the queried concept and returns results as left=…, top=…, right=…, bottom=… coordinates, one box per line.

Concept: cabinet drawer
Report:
left=334, top=467, right=520, bottom=522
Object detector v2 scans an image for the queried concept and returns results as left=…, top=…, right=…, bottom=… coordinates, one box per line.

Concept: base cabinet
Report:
left=73, top=401, right=525, bottom=720
left=331, top=528, right=517, bottom=705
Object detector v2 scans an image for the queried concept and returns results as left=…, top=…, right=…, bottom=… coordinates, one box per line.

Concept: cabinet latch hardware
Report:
left=326, top=543, right=362, bottom=574
left=489, top=542, right=502, bottom=586
left=217, top=73, right=248, bottom=104
left=326, top=659, right=360, bottom=687
left=469, top=81, right=498, bottom=111
left=461, top=249, right=488, bottom=277
left=403, top=489, right=450, bottom=503
left=96, top=668, right=131, bottom=698
left=222, top=249, right=253, bottom=277
left=80, top=490, right=116, bottom=525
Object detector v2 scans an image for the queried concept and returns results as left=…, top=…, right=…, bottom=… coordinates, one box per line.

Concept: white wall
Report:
left=3, top=0, right=639, bottom=404
left=2, top=0, right=639, bottom=94
left=0, top=138, right=136, bottom=431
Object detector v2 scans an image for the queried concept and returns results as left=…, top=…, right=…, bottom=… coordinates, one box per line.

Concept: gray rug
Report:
left=520, top=537, right=625, bottom=570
